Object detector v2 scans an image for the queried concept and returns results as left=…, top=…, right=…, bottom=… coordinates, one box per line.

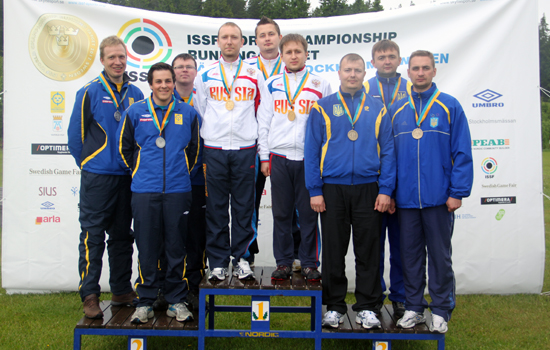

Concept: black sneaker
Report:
left=392, top=301, right=406, bottom=319
left=153, top=292, right=169, bottom=311
left=271, top=265, right=292, bottom=280
left=301, top=267, right=321, bottom=281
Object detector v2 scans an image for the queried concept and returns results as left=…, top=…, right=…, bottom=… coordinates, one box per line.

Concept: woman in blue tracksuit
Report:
left=117, top=62, right=201, bottom=324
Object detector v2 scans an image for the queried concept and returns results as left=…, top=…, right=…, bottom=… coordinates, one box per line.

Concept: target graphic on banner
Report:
left=481, top=157, right=498, bottom=174
left=117, top=18, right=172, bottom=69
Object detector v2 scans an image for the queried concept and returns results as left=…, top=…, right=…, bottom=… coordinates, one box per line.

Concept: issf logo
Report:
left=117, top=19, right=173, bottom=69
left=481, top=157, right=497, bottom=178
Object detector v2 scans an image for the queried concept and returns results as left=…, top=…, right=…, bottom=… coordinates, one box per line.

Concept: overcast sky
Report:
left=310, top=0, right=549, bottom=19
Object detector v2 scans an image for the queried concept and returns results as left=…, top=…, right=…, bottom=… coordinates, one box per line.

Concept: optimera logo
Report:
left=117, top=19, right=173, bottom=69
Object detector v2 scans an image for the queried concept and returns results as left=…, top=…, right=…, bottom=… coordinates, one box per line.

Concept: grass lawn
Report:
left=0, top=151, right=549, bottom=349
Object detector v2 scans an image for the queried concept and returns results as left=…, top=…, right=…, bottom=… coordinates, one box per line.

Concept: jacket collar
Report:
left=375, top=71, right=401, bottom=85
left=339, top=86, right=366, bottom=99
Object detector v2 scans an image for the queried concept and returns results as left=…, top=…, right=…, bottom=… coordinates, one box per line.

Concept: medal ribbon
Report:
left=407, top=88, right=440, bottom=127
left=337, top=91, right=366, bottom=128
left=98, top=73, right=129, bottom=113
left=257, top=56, right=282, bottom=80
left=184, top=94, right=193, bottom=106
left=376, top=76, right=401, bottom=107
left=147, top=96, right=175, bottom=136
left=219, top=58, right=243, bottom=100
left=283, top=71, right=310, bottom=112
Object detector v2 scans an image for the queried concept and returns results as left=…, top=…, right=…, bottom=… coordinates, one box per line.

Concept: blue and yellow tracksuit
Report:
left=365, top=72, right=410, bottom=305
left=390, top=83, right=473, bottom=321
left=304, top=87, right=396, bottom=314
left=68, top=72, right=143, bottom=301
left=117, top=95, right=201, bottom=306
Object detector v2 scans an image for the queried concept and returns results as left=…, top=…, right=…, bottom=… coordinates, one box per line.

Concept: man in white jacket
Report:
left=194, top=22, right=262, bottom=281
left=257, top=34, right=332, bottom=281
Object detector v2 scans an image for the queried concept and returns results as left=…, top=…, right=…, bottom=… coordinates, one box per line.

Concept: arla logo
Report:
left=472, top=89, right=504, bottom=108
left=35, top=215, right=61, bottom=224
left=481, top=157, right=497, bottom=178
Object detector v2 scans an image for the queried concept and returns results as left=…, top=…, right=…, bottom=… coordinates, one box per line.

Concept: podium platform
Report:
left=73, top=266, right=445, bottom=350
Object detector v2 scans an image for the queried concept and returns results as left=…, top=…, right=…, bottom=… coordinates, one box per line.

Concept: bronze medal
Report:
left=226, top=100, right=235, bottom=111
left=288, top=110, right=296, bottom=121
left=156, top=136, right=166, bottom=148
left=412, top=128, right=423, bottom=139
left=348, top=129, right=358, bottom=141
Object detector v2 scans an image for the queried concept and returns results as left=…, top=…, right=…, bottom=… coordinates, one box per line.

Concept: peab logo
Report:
left=472, top=139, right=510, bottom=150
left=472, top=89, right=504, bottom=108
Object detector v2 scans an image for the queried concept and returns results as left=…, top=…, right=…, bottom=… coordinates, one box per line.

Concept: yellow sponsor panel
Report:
left=51, top=91, right=65, bottom=113
left=175, top=114, right=183, bottom=125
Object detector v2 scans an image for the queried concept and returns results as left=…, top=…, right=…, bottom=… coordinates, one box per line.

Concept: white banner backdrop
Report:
left=2, top=0, right=544, bottom=294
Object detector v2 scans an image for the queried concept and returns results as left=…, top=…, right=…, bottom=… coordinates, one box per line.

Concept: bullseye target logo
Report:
left=117, top=19, right=172, bottom=70
left=481, top=157, right=497, bottom=179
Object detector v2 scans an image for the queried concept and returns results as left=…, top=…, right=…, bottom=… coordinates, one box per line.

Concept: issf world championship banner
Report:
left=2, top=0, right=544, bottom=294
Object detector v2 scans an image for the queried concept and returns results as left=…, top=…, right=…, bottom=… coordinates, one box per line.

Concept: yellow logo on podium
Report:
left=130, top=338, right=143, bottom=350
left=51, top=91, right=65, bottom=113
left=375, top=341, right=388, bottom=350
left=252, top=301, right=269, bottom=321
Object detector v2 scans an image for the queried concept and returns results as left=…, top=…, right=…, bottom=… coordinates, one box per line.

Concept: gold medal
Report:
left=288, top=110, right=296, bottom=121
left=226, top=100, right=235, bottom=111
left=412, top=128, right=423, bottom=139
left=348, top=129, right=358, bottom=141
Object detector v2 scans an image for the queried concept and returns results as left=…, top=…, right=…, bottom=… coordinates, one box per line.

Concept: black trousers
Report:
left=78, top=171, right=134, bottom=301
left=132, top=192, right=191, bottom=306
left=321, top=183, right=383, bottom=314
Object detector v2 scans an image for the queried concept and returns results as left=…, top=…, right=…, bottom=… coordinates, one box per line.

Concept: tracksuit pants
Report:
left=398, top=205, right=456, bottom=322
left=132, top=192, right=191, bottom=307
left=321, top=183, right=383, bottom=314
left=78, top=171, right=134, bottom=301
left=203, top=146, right=257, bottom=268
left=270, top=155, right=319, bottom=268
left=184, top=184, right=207, bottom=293
left=380, top=211, right=406, bottom=303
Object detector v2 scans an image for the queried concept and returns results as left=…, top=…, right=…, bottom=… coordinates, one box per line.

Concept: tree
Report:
left=201, top=0, right=234, bottom=18
left=369, top=0, right=383, bottom=12
left=540, top=15, right=550, bottom=102
left=312, top=0, right=349, bottom=17
left=227, top=0, right=247, bottom=18
left=349, top=0, right=370, bottom=15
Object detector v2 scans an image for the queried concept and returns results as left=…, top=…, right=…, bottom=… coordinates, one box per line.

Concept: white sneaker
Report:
left=208, top=267, right=228, bottom=281
left=292, top=259, right=301, bottom=272
left=167, top=303, right=193, bottom=322
left=429, top=313, right=448, bottom=333
left=233, top=258, right=255, bottom=279
left=322, top=310, right=345, bottom=328
left=356, top=310, right=381, bottom=329
left=397, top=310, right=426, bottom=328
left=131, top=306, right=153, bottom=324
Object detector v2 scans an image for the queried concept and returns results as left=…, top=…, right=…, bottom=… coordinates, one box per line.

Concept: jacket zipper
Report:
left=417, top=94, right=422, bottom=208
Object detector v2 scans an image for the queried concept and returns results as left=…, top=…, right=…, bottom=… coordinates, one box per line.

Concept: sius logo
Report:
left=39, top=187, right=57, bottom=196
left=472, top=89, right=504, bottom=108
left=40, top=201, right=55, bottom=210
left=481, top=196, right=516, bottom=205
